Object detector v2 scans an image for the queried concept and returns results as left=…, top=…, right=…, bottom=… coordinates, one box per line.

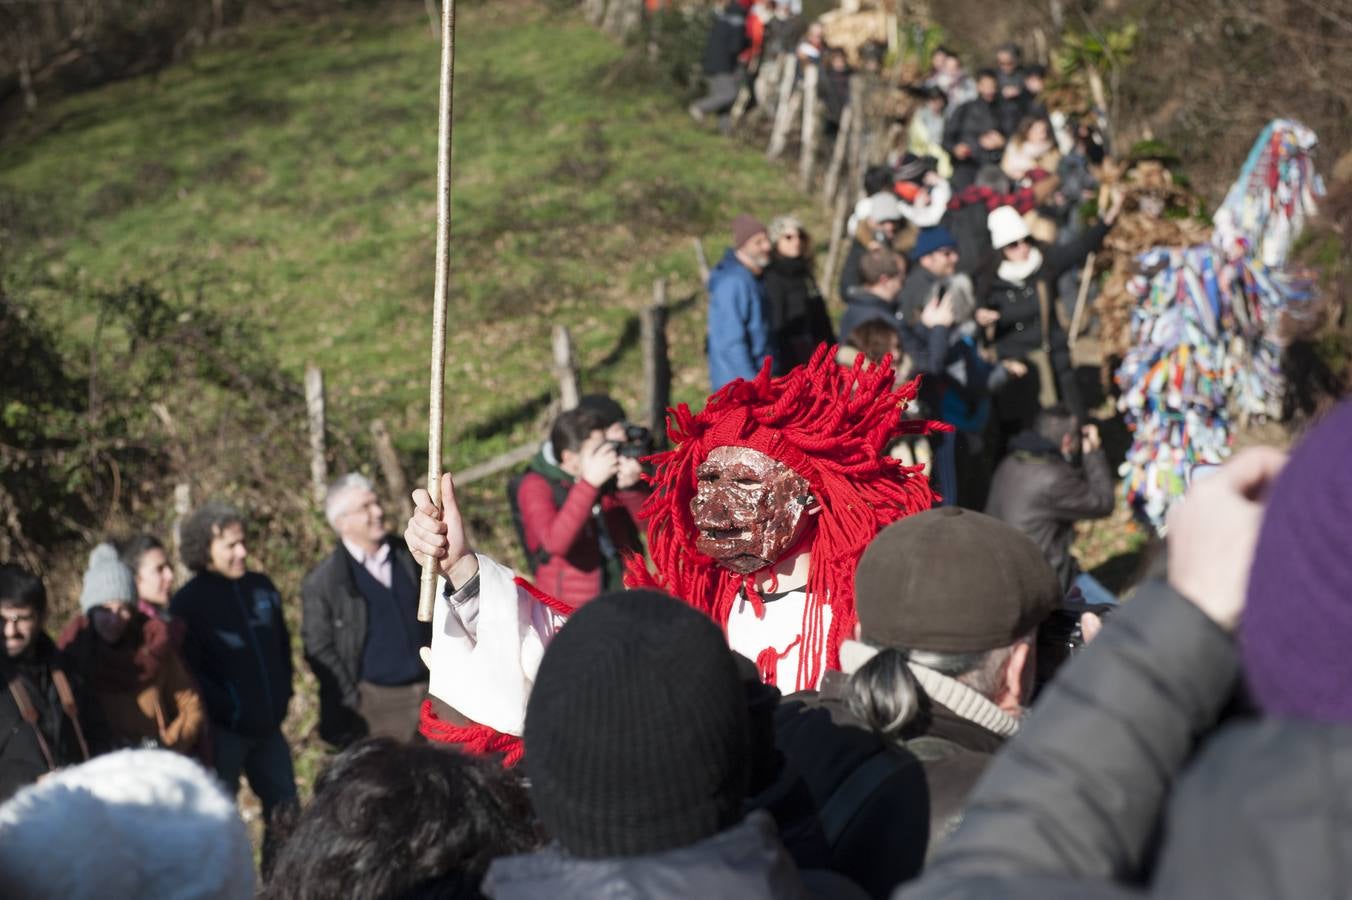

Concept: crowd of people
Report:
left=3, top=392, right=1343, bottom=898
left=0, top=6, right=1344, bottom=900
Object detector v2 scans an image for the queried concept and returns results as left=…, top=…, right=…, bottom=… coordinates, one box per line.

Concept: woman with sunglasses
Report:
left=58, top=543, right=205, bottom=755
left=762, top=215, right=834, bottom=374
left=979, top=196, right=1122, bottom=448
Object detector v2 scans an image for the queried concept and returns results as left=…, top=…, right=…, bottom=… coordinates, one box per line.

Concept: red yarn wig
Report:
left=626, top=346, right=942, bottom=687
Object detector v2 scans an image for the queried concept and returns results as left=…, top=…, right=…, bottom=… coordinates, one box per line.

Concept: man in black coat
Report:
left=943, top=70, right=1008, bottom=190
left=302, top=473, right=430, bottom=746
left=986, top=406, right=1116, bottom=603
left=0, top=564, right=103, bottom=801
left=170, top=501, right=295, bottom=847
left=689, top=1, right=750, bottom=133
left=774, top=508, right=1063, bottom=899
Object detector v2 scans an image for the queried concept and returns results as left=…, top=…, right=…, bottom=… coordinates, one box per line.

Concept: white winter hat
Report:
left=988, top=205, right=1032, bottom=250
left=0, top=749, right=255, bottom=899
left=867, top=191, right=904, bottom=224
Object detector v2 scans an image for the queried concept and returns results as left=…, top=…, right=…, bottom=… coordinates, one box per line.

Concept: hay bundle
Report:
left=1094, top=158, right=1211, bottom=359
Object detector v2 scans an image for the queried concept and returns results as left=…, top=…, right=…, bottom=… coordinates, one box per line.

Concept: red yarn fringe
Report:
left=626, top=346, right=942, bottom=690
left=419, top=699, right=524, bottom=767
left=512, top=575, right=576, bottom=618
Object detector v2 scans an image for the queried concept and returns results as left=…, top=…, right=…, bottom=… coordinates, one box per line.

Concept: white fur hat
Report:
left=0, top=749, right=255, bottom=899
left=987, top=205, right=1032, bottom=250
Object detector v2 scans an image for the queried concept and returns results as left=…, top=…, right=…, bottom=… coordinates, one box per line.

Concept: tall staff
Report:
left=418, top=0, right=458, bottom=622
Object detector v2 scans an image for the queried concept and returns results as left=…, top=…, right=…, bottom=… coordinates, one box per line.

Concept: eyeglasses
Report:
left=1005, top=238, right=1029, bottom=248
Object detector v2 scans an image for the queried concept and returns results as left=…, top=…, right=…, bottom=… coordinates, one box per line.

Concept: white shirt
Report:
left=725, top=587, right=833, bottom=691
left=342, top=538, right=392, bottom=589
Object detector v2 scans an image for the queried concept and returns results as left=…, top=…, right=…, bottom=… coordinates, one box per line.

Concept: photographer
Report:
left=512, top=405, right=647, bottom=608
left=986, top=406, right=1117, bottom=604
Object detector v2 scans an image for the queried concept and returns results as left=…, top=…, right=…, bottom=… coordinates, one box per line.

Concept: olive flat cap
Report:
left=854, top=507, right=1061, bottom=653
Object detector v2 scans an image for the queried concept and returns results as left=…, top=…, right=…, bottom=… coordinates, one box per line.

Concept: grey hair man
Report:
left=301, top=473, right=430, bottom=746
left=770, top=508, right=1063, bottom=896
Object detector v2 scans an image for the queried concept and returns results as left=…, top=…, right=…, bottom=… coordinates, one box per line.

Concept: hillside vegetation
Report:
left=1, top=0, right=823, bottom=586
left=1, top=0, right=828, bottom=805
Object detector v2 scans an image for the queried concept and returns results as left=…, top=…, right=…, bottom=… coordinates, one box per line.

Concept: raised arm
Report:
left=405, top=473, right=566, bottom=736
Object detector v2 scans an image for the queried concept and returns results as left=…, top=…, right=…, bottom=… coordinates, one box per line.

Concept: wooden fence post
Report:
left=821, top=103, right=853, bottom=206
left=582, top=0, right=607, bottom=26
left=766, top=60, right=799, bottom=160
left=693, top=237, right=711, bottom=286
left=171, top=482, right=192, bottom=583
left=798, top=62, right=820, bottom=192
left=822, top=189, right=852, bottom=304
left=1068, top=252, right=1097, bottom=357
left=552, top=325, right=580, bottom=411
left=304, top=365, right=327, bottom=505
left=370, top=419, right=414, bottom=524
left=424, top=0, right=439, bottom=39
left=642, top=279, right=671, bottom=442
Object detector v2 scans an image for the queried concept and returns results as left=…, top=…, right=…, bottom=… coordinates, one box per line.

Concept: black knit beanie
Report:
left=523, top=590, right=750, bottom=859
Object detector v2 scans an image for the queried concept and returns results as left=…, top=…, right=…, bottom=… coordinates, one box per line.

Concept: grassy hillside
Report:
left=1, top=0, right=818, bottom=469
left=0, top=0, right=828, bottom=817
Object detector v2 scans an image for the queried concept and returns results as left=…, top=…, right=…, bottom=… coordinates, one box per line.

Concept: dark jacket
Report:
left=837, top=234, right=871, bottom=301
left=839, top=286, right=901, bottom=345
left=170, top=570, right=293, bottom=738
left=483, top=811, right=864, bottom=900
left=702, top=2, right=749, bottom=76
left=762, top=254, right=834, bottom=374
left=943, top=98, right=1007, bottom=168
left=517, top=452, right=646, bottom=609
left=980, top=223, right=1109, bottom=422
left=899, top=321, right=1003, bottom=427
left=775, top=672, right=1005, bottom=899
left=985, top=430, right=1114, bottom=592
left=301, top=537, right=425, bottom=746
left=896, top=582, right=1327, bottom=900
left=0, top=634, right=104, bottom=801
left=819, top=65, right=852, bottom=127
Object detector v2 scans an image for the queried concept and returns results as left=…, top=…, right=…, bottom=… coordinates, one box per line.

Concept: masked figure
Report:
left=419, top=347, right=941, bottom=759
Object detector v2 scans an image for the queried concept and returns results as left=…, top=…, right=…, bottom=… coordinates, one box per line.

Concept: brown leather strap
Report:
left=50, top=669, right=91, bottom=762
left=7, top=678, right=57, bottom=771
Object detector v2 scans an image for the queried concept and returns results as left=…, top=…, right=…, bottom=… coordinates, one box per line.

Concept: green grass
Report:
left=1, top=0, right=821, bottom=467
left=1, top=0, right=828, bottom=827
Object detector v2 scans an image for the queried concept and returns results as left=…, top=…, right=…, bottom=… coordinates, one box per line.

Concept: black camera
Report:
left=608, top=423, right=654, bottom=460
left=1034, top=601, right=1115, bottom=696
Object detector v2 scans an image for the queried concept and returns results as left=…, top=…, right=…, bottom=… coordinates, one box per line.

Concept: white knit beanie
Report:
left=987, top=205, right=1032, bottom=250
left=78, top=543, right=136, bottom=614
left=0, top=749, right=255, bottom=899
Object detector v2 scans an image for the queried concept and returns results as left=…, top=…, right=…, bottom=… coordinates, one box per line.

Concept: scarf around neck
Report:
left=997, top=246, right=1043, bottom=287
left=839, top=638, right=1020, bottom=737
left=59, top=612, right=171, bottom=693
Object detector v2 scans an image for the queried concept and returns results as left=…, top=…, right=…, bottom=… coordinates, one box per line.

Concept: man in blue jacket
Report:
left=170, top=501, right=296, bottom=854
left=708, top=213, right=774, bottom=391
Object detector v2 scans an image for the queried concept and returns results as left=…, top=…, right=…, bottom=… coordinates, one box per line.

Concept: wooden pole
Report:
left=798, top=62, right=819, bottom=192
left=1068, top=252, right=1097, bottom=357
left=171, top=483, right=191, bottom=584
left=418, top=0, right=458, bottom=623
left=370, top=419, right=414, bottom=524
left=424, top=0, right=439, bottom=39
left=766, top=60, right=799, bottom=159
left=642, top=279, right=671, bottom=438
left=304, top=365, right=327, bottom=505
left=552, top=325, right=580, bottom=411
left=822, top=189, right=851, bottom=304
left=821, top=103, right=853, bottom=206
left=693, top=237, right=711, bottom=286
